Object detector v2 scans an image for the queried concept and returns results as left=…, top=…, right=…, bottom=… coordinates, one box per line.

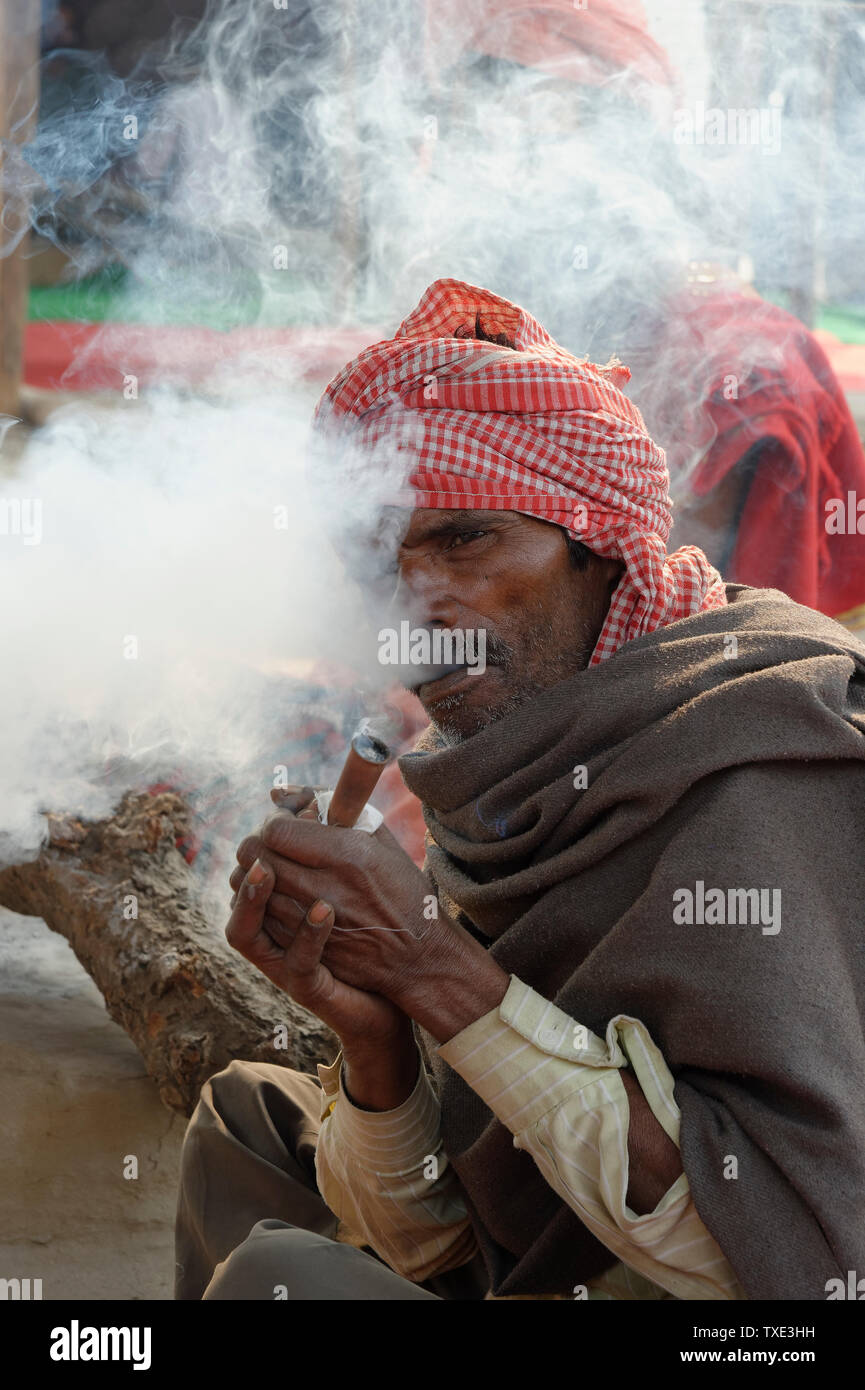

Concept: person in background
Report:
left=420, top=0, right=865, bottom=637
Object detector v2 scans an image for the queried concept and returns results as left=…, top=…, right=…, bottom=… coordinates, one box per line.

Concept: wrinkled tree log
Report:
left=0, top=792, right=336, bottom=1115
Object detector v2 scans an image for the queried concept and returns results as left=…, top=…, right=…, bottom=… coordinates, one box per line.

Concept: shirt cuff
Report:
left=316, top=1046, right=442, bottom=1173
left=437, top=975, right=630, bottom=1134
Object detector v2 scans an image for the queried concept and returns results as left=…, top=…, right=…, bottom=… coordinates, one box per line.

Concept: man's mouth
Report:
left=415, top=663, right=489, bottom=701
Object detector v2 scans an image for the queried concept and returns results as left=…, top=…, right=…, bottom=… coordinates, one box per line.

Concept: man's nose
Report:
left=390, top=557, right=462, bottom=629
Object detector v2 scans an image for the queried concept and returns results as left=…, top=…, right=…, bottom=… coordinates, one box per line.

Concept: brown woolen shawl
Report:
left=397, top=586, right=865, bottom=1299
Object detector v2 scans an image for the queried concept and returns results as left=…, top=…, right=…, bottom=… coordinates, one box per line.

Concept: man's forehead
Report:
left=380, top=506, right=518, bottom=541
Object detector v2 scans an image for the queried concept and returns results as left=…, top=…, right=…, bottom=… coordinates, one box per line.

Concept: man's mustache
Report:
left=383, top=626, right=513, bottom=692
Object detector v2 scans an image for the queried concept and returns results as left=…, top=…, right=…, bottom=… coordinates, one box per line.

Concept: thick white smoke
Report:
left=0, top=382, right=412, bottom=863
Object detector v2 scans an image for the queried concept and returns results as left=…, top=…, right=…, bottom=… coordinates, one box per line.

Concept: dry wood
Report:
left=0, top=791, right=337, bottom=1115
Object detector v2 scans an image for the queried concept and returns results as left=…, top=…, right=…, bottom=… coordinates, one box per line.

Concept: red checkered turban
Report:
left=314, top=279, right=726, bottom=664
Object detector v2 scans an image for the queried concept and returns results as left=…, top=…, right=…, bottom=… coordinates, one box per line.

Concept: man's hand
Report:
left=226, top=786, right=420, bottom=1109
left=229, top=808, right=510, bottom=1043
left=227, top=796, right=679, bottom=1199
left=226, top=855, right=408, bottom=1050
left=226, top=857, right=420, bottom=1110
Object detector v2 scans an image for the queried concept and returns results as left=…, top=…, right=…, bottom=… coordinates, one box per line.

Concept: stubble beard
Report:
left=427, top=613, right=600, bottom=746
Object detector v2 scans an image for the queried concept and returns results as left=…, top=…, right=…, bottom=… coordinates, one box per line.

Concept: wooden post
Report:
left=0, top=0, right=40, bottom=418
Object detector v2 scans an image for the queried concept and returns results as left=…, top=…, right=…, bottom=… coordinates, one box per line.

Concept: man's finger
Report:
left=260, top=811, right=412, bottom=872
left=225, top=858, right=276, bottom=957
left=265, top=903, right=335, bottom=981
left=267, top=890, right=311, bottom=929
left=260, top=811, right=366, bottom=866
left=261, top=913, right=296, bottom=951
left=231, top=840, right=268, bottom=883
left=372, top=823, right=403, bottom=854
left=236, top=832, right=264, bottom=866
left=270, top=785, right=318, bottom=813
left=234, top=809, right=321, bottom=873
left=285, top=901, right=335, bottom=975
left=233, top=846, right=321, bottom=907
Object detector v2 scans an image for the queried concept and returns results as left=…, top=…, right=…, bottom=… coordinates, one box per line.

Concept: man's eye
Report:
left=445, top=530, right=487, bottom=549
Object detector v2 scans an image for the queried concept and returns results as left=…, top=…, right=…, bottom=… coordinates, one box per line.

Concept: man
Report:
left=175, top=279, right=865, bottom=1301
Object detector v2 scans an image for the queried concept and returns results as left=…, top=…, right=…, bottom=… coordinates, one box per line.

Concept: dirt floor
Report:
left=0, top=907, right=186, bottom=1300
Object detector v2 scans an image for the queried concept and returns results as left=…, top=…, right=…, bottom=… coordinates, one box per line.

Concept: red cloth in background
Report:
left=444, top=0, right=865, bottom=623
left=23, top=320, right=379, bottom=393
left=425, top=0, right=677, bottom=94
left=658, top=291, right=865, bottom=621
left=369, top=685, right=430, bottom=866
left=375, top=758, right=428, bottom=865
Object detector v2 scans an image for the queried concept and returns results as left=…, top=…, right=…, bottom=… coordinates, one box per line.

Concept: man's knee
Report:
left=184, top=1060, right=320, bottom=1149
left=203, top=1220, right=439, bottom=1301
left=202, top=1059, right=315, bottom=1114
left=178, top=1058, right=330, bottom=1222
left=182, top=1059, right=262, bottom=1162
left=175, top=1066, right=338, bottom=1300
left=203, top=1220, right=310, bottom=1300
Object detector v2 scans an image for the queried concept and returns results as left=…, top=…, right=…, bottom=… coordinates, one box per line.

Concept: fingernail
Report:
left=307, top=900, right=331, bottom=925
left=247, top=858, right=266, bottom=886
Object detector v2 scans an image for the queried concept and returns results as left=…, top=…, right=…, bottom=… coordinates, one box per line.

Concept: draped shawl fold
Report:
left=398, top=586, right=865, bottom=1299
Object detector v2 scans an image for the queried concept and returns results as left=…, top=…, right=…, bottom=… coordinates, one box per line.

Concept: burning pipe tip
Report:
left=350, top=716, right=394, bottom=765
left=326, top=715, right=395, bottom=827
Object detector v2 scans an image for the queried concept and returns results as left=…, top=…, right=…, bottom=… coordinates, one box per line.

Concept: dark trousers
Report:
left=175, top=1059, right=489, bottom=1301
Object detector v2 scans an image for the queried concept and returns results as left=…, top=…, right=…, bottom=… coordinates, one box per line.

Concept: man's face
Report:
left=374, top=508, right=622, bottom=743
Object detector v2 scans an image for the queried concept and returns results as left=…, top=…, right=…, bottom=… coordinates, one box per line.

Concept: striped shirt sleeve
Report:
left=837, top=602, right=865, bottom=640
left=313, top=1047, right=478, bottom=1283
left=437, top=975, right=745, bottom=1301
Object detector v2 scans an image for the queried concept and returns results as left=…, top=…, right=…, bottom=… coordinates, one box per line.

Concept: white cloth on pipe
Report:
left=314, top=789, right=384, bottom=833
